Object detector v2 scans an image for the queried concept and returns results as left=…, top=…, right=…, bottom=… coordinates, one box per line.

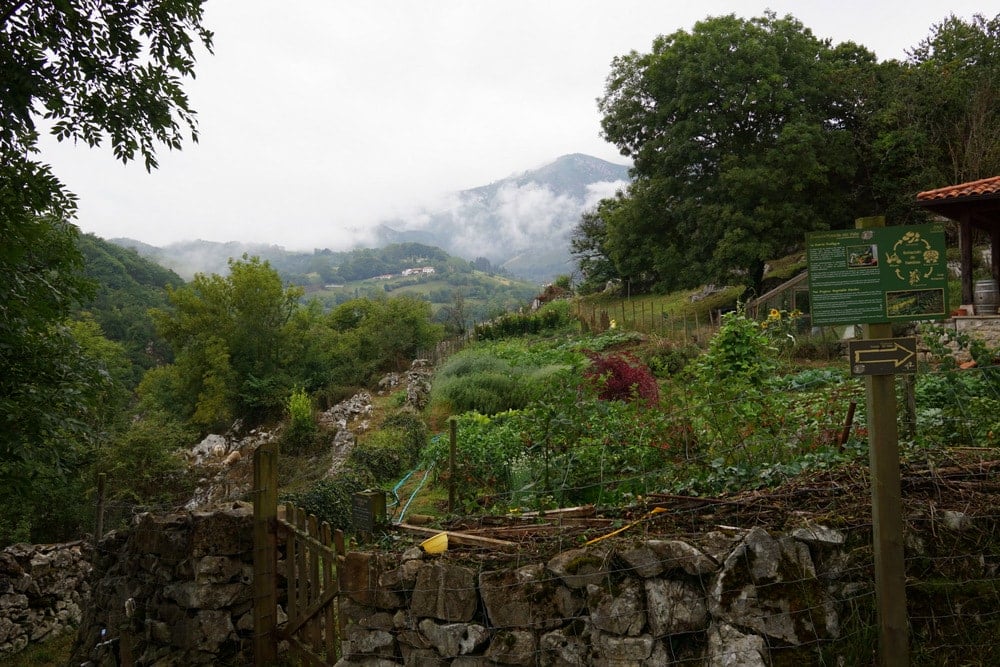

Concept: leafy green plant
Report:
left=349, top=427, right=421, bottom=482
left=283, top=387, right=317, bottom=451
left=429, top=350, right=548, bottom=415
left=282, top=469, right=371, bottom=531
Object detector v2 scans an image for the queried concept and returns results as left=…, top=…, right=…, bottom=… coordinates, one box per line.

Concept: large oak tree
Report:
left=589, top=13, right=873, bottom=293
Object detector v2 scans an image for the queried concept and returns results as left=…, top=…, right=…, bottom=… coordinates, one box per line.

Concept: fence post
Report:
left=95, top=472, right=106, bottom=543
left=253, top=441, right=278, bottom=665
left=448, top=418, right=457, bottom=513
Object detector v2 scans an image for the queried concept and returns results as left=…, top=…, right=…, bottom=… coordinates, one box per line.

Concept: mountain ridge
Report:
left=376, top=153, right=630, bottom=281
left=112, top=153, right=631, bottom=283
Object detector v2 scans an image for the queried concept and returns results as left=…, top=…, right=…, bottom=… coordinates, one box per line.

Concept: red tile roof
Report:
left=917, top=176, right=1000, bottom=202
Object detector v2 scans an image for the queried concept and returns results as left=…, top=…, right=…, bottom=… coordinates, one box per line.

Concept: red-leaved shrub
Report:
left=583, top=351, right=660, bottom=405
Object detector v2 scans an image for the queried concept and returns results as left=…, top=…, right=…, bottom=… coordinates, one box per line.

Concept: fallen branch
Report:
left=395, top=523, right=518, bottom=549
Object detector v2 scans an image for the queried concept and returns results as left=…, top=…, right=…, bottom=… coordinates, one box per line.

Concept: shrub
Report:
left=430, top=351, right=535, bottom=415
left=583, top=350, right=659, bottom=405
left=349, top=428, right=419, bottom=482
left=639, top=338, right=699, bottom=377
left=283, top=387, right=317, bottom=451
left=282, top=469, right=371, bottom=531
left=473, top=301, right=572, bottom=340
left=381, top=411, right=429, bottom=453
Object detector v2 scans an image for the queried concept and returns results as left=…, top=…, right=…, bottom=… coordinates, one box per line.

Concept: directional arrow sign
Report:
left=848, top=337, right=917, bottom=376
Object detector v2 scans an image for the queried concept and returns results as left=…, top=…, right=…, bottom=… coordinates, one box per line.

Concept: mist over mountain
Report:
left=376, top=153, right=630, bottom=282
left=112, top=154, right=630, bottom=283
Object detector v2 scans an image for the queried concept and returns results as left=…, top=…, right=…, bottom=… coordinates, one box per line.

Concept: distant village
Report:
left=373, top=266, right=436, bottom=281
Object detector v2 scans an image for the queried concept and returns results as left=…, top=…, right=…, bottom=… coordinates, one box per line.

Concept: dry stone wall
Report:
left=337, top=524, right=853, bottom=666
left=68, top=502, right=260, bottom=666
left=0, top=541, right=91, bottom=657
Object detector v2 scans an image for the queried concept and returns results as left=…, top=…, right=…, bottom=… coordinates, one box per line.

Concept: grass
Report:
left=576, top=285, right=745, bottom=338
left=0, top=631, right=75, bottom=667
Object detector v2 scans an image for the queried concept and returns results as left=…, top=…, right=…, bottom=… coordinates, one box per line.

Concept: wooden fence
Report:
left=253, top=441, right=346, bottom=666
left=575, top=301, right=721, bottom=343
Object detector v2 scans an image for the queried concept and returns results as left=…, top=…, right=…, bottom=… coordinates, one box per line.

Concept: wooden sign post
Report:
left=806, top=215, right=934, bottom=665
left=864, top=322, right=909, bottom=666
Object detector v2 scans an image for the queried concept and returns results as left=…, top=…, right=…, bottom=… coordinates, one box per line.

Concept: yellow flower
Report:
left=768, top=308, right=781, bottom=320
left=609, top=319, right=617, bottom=329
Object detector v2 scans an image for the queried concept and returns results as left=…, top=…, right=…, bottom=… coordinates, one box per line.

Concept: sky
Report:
left=38, top=0, right=990, bottom=251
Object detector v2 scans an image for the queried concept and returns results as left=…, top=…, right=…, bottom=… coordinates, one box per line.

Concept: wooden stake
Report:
left=95, top=472, right=106, bottom=543
left=252, top=441, right=278, bottom=665
left=448, top=419, right=457, bottom=513
left=838, top=401, right=857, bottom=452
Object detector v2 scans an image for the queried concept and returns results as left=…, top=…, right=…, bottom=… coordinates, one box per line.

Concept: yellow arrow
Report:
left=853, top=343, right=915, bottom=367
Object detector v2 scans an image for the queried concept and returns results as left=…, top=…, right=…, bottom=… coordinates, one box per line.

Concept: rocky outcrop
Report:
left=376, top=360, right=433, bottom=413
left=336, top=525, right=850, bottom=665
left=185, top=425, right=278, bottom=510
left=0, top=541, right=91, bottom=657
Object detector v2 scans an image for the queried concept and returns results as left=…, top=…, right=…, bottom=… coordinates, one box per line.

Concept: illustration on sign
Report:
left=807, top=223, right=948, bottom=326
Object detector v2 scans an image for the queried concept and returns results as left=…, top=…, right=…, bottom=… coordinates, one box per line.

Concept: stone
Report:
left=189, top=504, right=254, bottom=557
left=647, top=539, right=719, bottom=576
left=593, top=631, right=655, bottom=662
left=195, top=556, right=245, bottom=584
left=379, top=558, right=423, bottom=591
left=709, top=527, right=838, bottom=646
left=791, top=523, right=846, bottom=548
left=547, top=548, right=608, bottom=589
left=358, top=611, right=395, bottom=631
left=345, top=624, right=397, bottom=658
left=644, top=579, right=707, bottom=637
left=587, top=579, right=646, bottom=636
left=619, top=544, right=663, bottom=578
left=402, top=647, right=446, bottom=666
left=410, top=562, right=477, bottom=622
left=344, top=552, right=403, bottom=608
left=540, top=627, right=590, bottom=666
left=480, top=563, right=561, bottom=630
left=163, top=580, right=247, bottom=609
left=484, top=629, right=537, bottom=665
left=417, top=619, right=489, bottom=658
left=705, top=622, right=768, bottom=667
left=942, top=510, right=972, bottom=531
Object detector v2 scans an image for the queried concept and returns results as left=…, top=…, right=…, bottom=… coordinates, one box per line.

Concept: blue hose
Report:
left=395, top=464, right=434, bottom=525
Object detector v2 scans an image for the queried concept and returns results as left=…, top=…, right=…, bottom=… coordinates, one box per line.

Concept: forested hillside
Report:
left=77, top=234, right=184, bottom=384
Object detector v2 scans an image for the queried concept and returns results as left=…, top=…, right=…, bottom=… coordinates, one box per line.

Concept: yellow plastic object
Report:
left=421, top=532, right=449, bottom=554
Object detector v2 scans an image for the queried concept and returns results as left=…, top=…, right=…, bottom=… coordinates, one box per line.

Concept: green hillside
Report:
left=76, top=234, right=184, bottom=385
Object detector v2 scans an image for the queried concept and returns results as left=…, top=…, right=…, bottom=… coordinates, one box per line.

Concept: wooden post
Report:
left=960, top=213, right=973, bottom=306
left=334, top=529, right=347, bottom=640
left=321, top=522, right=337, bottom=661
left=838, top=401, right=857, bottom=452
left=253, top=441, right=278, bottom=665
left=903, top=374, right=917, bottom=442
left=95, top=472, right=106, bottom=543
left=448, top=418, right=457, bottom=513
left=857, top=215, right=908, bottom=666
left=865, top=322, right=909, bottom=666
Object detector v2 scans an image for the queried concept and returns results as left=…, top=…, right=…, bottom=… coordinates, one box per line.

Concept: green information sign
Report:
left=807, top=223, right=948, bottom=325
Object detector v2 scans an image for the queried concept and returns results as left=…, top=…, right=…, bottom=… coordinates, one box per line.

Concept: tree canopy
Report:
left=576, top=11, right=1000, bottom=295
left=590, top=13, right=865, bottom=293
left=0, top=1, right=212, bottom=524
